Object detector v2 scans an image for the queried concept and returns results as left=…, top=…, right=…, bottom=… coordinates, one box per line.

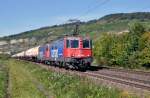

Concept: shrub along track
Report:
left=29, top=61, right=150, bottom=97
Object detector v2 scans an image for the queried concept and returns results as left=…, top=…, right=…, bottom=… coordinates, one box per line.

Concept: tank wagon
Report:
left=25, top=46, right=40, bottom=61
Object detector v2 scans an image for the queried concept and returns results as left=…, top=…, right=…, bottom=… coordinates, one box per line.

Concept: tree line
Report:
left=93, top=21, right=150, bottom=69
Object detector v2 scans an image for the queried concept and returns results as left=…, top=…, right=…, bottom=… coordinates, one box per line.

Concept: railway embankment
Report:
left=0, top=58, right=141, bottom=98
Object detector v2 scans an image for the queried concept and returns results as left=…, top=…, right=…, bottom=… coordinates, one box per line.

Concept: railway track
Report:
left=105, top=67, right=150, bottom=76
left=85, top=66, right=150, bottom=91
left=44, top=63, right=150, bottom=92
left=85, top=71, right=150, bottom=91
left=94, top=71, right=150, bottom=85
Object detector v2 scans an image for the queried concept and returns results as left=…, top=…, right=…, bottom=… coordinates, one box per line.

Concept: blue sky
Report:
left=0, top=0, right=150, bottom=37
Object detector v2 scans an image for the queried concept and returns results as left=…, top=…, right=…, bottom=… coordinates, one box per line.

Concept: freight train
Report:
left=12, top=36, right=93, bottom=71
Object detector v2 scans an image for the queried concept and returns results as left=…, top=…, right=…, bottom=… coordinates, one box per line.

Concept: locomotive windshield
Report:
left=71, top=40, right=79, bottom=48
left=66, top=39, right=79, bottom=48
left=83, top=39, right=91, bottom=48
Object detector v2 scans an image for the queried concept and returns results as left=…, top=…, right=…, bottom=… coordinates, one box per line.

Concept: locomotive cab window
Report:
left=71, top=40, right=79, bottom=48
left=83, top=39, right=90, bottom=48
left=66, top=39, right=79, bottom=48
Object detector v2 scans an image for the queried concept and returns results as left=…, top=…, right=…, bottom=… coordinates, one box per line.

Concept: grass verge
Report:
left=0, top=64, right=8, bottom=98
left=1, top=58, right=142, bottom=98
left=1, top=59, right=47, bottom=98
left=7, top=59, right=139, bottom=98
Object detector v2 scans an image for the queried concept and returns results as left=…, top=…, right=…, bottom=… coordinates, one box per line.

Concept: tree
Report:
left=128, top=21, right=145, bottom=52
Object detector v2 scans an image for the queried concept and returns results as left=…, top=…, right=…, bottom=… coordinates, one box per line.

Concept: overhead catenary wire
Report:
left=76, top=0, right=111, bottom=20
left=87, top=0, right=102, bottom=10
left=60, top=0, right=111, bottom=24
left=48, top=0, right=111, bottom=36
left=69, top=0, right=111, bottom=35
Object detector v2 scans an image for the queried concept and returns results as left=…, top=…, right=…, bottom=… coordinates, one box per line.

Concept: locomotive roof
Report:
left=66, top=36, right=90, bottom=40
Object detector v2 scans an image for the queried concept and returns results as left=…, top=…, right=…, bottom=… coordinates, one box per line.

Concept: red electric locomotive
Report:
left=63, top=36, right=92, bottom=70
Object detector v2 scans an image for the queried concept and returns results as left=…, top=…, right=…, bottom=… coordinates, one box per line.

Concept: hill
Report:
left=1, top=12, right=150, bottom=54
left=99, top=12, right=150, bottom=22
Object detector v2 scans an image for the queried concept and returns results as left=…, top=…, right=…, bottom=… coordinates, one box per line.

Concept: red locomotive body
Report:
left=64, top=36, right=92, bottom=58
left=63, top=36, right=93, bottom=69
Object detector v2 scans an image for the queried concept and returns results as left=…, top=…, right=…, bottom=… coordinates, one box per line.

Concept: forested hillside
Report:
left=1, top=12, right=150, bottom=54
left=1, top=12, right=150, bottom=40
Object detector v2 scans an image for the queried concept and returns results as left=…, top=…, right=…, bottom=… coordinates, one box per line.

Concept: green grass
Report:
left=9, top=63, right=46, bottom=98
left=0, top=64, right=8, bottom=98
left=3, top=59, right=139, bottom=98
left=1, top=59, right=46, bottom=98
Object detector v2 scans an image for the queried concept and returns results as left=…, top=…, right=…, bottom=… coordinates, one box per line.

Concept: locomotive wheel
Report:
left=63, top=59, right=68, bottom=69
left=58, top=62, right=63, bottom=68
left=64, top=62, right=69, bottom=70
left=78, top=65, right=86, bottom=72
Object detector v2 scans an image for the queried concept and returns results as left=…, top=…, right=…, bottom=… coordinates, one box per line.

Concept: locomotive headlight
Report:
left=71, top=54, right=75, bottom=57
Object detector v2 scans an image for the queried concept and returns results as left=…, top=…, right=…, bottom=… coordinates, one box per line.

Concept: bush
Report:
left=93, top=33, right=114, bottom=66
left=127, top=51, right=140, bottom=68
left=138, top=32, right=150, bottom=68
